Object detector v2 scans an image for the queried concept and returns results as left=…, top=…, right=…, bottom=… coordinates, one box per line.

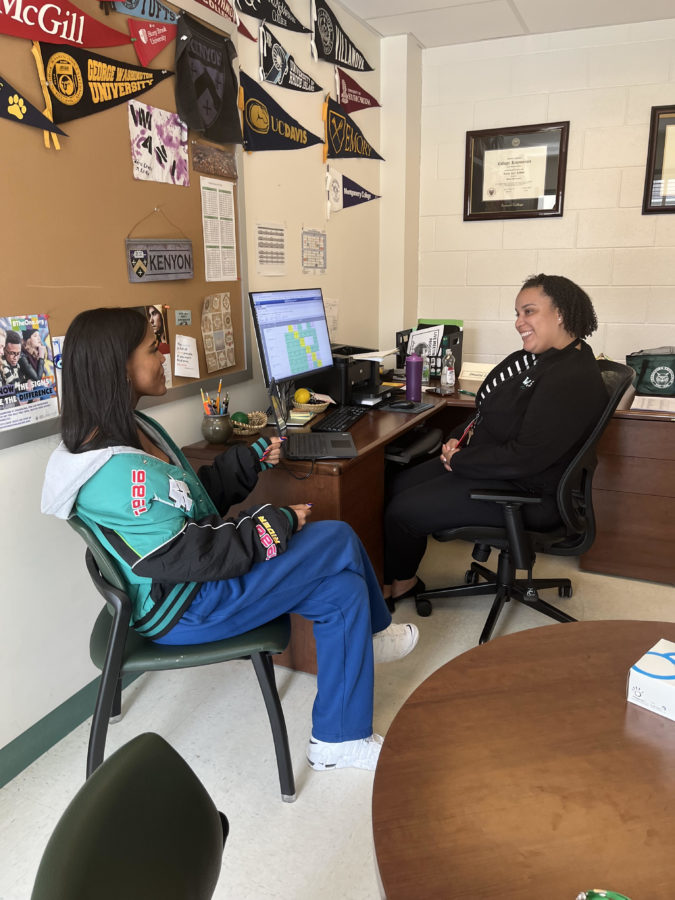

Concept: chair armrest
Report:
left=468, top=490, right=540, bottom=569
left=469, top=489, right=542, bottom=505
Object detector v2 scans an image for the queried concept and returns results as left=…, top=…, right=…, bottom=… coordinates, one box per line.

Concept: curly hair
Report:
left=521, top=273, right=598, bottom=339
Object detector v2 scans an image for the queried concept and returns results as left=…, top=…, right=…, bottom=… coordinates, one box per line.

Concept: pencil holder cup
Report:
left=201, top=414, right=233, bottom=444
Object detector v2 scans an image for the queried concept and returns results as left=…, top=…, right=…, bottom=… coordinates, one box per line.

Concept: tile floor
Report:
left=2, top=539, right=672, bottom=900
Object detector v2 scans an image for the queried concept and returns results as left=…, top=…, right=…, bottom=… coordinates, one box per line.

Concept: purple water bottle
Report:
left=405, top=354, right=422, bottom=403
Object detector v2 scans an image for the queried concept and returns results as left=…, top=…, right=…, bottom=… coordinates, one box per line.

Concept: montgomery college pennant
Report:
left=35, top=43, right=172, bottom=124
left=335, top=67, right=379, bottom=114
left=107, top=0, right=177, bottom=23
left=311, top=0, right=372, bottom=72
left=0, top=1, right=131, bottom=47
left=259, top=23, right=320, bottom=92
left=128, top=19, right=176, bottom=67
left=323, top=96, right=382, bottom=162
left=326, top=165, right=379, bottom=217
left=239, top=70, right=322, bottom=152
left=175, top=14, right=242, bottom=144
left=0, top=72, right=66, bottom=135
left=235, top=0, right=309, bottom=34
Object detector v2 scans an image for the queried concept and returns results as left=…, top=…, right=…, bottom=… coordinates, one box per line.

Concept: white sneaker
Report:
left=306, top=733, right=383, bottom=771
left=373, top=622, right=419, bottom=664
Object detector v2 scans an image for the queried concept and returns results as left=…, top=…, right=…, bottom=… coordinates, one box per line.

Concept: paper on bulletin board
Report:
left=0, top=313, right=59, bottom=431
left=174, top=334, right=200, bottom=378
left=201, top=292, right=235, bottom=373
left=200, top=176, right=237, bottom=282
left=256, top=222, right=286, bottom=275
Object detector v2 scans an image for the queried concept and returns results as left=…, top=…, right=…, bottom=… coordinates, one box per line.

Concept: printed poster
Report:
left=128, top=100, right=189, bottom=185
left=201, top=292, right=235, bottom=372
left=0, top=314, right=59, bottom=431
left=255, top=222, right=286, bottom=275
left=200, top=177, right=238, bottom=282
left=301, top=228, right=326, bottom=273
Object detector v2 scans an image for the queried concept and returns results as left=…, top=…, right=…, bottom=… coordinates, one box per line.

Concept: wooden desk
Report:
left=580, top=408, right=675, bottom=585
left=182, top=393, right=471, bottom=673
left=373, top=620, right=675, bottom=900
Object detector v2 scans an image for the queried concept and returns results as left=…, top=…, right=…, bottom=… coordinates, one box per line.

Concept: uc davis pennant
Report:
left=311, top=0, right=372, bottom=72
left=335, top=67, right=379, bottom=114
left=0, top=72, right=66, bottom=135
left=326, top=165, right=379, bottom=217
left=35, top=43, right=172, bottom=123
left=323, top=96, right=382, bottom=161
left=0, top=0, right=131, bottom=47
left=235, top=0, right=309, bottom=34
left=259, top=22, right=320, bottom=92
left=239, top=70, right=322, bottom=151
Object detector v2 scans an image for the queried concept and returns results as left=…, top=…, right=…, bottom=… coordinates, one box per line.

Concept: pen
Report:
left=200, top=388, right=211, bottom=415
left=459, top=389, right=476, bottom=397
left=217, top=379, right=222, bottom=414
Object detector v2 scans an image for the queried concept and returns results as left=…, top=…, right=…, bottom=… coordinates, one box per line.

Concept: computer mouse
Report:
left=390, top=400, right=415, bottom=409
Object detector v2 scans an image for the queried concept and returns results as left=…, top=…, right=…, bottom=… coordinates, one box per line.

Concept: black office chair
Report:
left=69, top=515, right=296, bottom=801
left=31, top=732, right=228, bottom=900
left=415, top=360, right=635, bottom=644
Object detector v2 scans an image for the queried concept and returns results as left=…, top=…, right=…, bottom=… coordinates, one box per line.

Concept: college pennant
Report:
left=175, top=14, right=242, bottom=144
left=0, top=0, right=131, bottom=47
left=128, top=19, right=176, bottom=67
left=239, top=70, right=322, bottom=151
left=106, top=0, right=177, bottom=23
left=323, top=96, right=382, bottom=162
left=192, top=0, right=236, bottom=25
left=259, top=22, right=320, bottom=92
left=235, top=0, right=309, bottom=34
left=34, top=43, right=172, bottom=124
left=326, top=165, right=379, bottom=217
left=0, top=72, right=66, bottom=135
left=311, top=0, right=372, bottom=72
left=335, top=66, right=379, bottom=114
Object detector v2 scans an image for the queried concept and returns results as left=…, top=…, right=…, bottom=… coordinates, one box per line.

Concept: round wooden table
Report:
left=373, top=620, right=675, bottom=899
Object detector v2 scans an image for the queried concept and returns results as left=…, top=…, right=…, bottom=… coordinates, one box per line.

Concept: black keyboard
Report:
left=311, top=405, right=368, bottom=432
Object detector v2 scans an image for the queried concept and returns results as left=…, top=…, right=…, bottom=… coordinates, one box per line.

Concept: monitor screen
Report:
left=249, top=287, right=334, bottom=385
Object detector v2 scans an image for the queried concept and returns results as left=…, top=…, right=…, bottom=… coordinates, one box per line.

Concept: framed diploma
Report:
left=642, top=105, right=675, bottom=214
left=464, top=121, right=569, bottom=221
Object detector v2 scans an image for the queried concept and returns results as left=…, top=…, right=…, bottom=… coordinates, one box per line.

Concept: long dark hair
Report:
left=61, top=308, right=148, bottom=452
left=521, top=273, right=598, bottom=339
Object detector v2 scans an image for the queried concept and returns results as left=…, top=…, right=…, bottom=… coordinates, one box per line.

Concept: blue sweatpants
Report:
left=153, top=521, right=391, bottom=743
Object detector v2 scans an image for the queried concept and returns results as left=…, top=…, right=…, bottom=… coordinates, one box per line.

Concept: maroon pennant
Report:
left=335, top=67, right=380, bottom=114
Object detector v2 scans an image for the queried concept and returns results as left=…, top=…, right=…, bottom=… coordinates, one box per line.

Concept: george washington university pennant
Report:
left=323, top=95, right=382, bottom=162
left=0, top=0, right=131, bottom=47
left=259, top=22, right=320, bottom=92
left=335, top=67, right=379, bottom=114
left=235, top=0, right=309, bottom=34
left=0, top=72, right=66, bottom=135
left=239, top=70, right=322, bottom=151
left=311, top=0, right=372, bottom=72
left=326, top=165, right=379, bottom=217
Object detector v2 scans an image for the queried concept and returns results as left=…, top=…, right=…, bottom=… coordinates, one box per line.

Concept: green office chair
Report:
left=414, top=360, right=635, bottom=643
left=69, top=515, right=296, bottom=801
left=31, top=732, right=228, bottom=900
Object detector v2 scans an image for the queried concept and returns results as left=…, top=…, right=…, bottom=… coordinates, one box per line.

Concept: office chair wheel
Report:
left=464, top=569, right=479, bottom=585
left=558, top=585, right=573, bottom=598
left=415, top=597, right=432, bottom=617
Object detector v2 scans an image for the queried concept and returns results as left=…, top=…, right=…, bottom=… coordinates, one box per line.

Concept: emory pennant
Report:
left=323, top=95, right=382, bottom=161
left=335, top=66, right=379, bottom=114
left=259, top=22, right=320, bottom=92
left=128, top=19, right=176, bottom=67
left=0, top=0, right=131, bottom=47
left=106, top=0, right=177, bottom=23
left=239, top=70, right=322, bottom=151
left=311, top=0, right=372, bottom=72
left=0, top=72, right=66, bottom=135
left=235, top=0, right=309, bottom=34
left=326, top=165, right=379, bottom=216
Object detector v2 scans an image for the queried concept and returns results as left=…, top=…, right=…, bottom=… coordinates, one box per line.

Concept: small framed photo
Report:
left=464, top=121, right=569, bottom=221
left=642, top=105, right=675, bottom=214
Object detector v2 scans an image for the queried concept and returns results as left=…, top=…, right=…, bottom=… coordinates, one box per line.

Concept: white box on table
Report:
left=627, top=639, right=675, bottom=722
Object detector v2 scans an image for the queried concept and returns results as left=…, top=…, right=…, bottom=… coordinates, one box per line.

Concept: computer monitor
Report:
left=249, top=287, right=334, bottom=386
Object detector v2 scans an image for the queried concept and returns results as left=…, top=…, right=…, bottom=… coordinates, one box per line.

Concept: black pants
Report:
left=383, top=457, right=560, bottom=584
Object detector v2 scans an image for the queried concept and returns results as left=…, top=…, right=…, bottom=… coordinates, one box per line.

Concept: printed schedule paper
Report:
left=200, top=176, right=237, bottom=282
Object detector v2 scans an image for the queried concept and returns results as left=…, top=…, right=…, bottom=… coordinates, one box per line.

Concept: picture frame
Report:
left=642, top=105, right=675, bottom=214
left=464, top=121, right=569, bottom=221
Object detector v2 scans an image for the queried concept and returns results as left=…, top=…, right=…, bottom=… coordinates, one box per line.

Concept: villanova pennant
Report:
left=311, top=0, right=372, bottom=72
left=259, top=23, right=320, bottom=92
left=0, top=73, right=66, bottom=135
left=107, top=0, right=177, bottom=23
left=175, top=14, right=242, bottom=145
left=35, top=43, right=172, bottom=124
left=239, top=70, right=322, bottom=152
left=335, top=67, right=379, bottom=114
left=323, top=96, right=382, bottom=161
left=235, top=0, right=309, bottom=34
left=0, top=1, right=131, bottom=47
left=326, top=165, right=379, bottom=216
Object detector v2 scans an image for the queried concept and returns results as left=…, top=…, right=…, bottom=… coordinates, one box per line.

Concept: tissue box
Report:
left=627, top=639, right=675, bottom=722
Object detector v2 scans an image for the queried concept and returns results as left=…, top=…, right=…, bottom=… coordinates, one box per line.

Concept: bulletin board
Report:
left=1, top=7, right=251, bottom=449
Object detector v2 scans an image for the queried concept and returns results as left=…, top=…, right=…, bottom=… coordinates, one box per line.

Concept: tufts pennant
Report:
left=335, top=67, right=379, bottom=114
left=0, top=1, right=131, bottom=47
left=326, top=165, right=379, bottom=216
left=239, top=70, right=322, bottom=151
left=235, top=0, right=309, bottom=34
left=106, top=0, right=177, bottom=23
left=323, top=95, right=382, bottom=162
left=311, top=0, right=372, bottom=72
left=259, top=22, right=320, bottom=92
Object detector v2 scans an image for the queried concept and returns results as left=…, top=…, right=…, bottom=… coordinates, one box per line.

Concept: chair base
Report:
left=417, top=559, right=576, bottom=644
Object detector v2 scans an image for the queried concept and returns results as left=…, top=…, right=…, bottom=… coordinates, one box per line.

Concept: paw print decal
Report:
left=8, top=94, right=26, bottom=120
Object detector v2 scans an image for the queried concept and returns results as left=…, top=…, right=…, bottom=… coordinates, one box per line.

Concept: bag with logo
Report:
left=626, top=347, right=675, bottom=396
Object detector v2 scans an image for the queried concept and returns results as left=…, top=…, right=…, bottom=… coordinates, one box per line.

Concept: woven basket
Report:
left=293, top=400, right=330, bottom=414
left=232, top=410, right=267, bottom=436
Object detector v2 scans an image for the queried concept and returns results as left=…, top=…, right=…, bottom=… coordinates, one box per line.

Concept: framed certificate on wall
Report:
left=464, top=121, right=569, bottom=221
left=642, top=105, right=675, bottom=214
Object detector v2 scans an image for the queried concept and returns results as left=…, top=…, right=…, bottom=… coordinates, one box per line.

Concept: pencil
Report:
left=217, top=379, right=222, bottom=414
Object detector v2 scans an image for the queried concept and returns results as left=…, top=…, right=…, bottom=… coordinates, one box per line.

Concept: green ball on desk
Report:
left=231, top=411, right=249, bottom=424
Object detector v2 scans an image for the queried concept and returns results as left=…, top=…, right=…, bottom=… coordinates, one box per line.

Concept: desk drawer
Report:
left=594, top=455, right=675, bottom=497
left=600, top=418, right=675, bottom=460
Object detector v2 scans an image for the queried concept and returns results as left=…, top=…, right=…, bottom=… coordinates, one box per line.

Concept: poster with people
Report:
left=0, top=314, right=59, bottom=431
left=136, top=304, right=173, bottom=387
